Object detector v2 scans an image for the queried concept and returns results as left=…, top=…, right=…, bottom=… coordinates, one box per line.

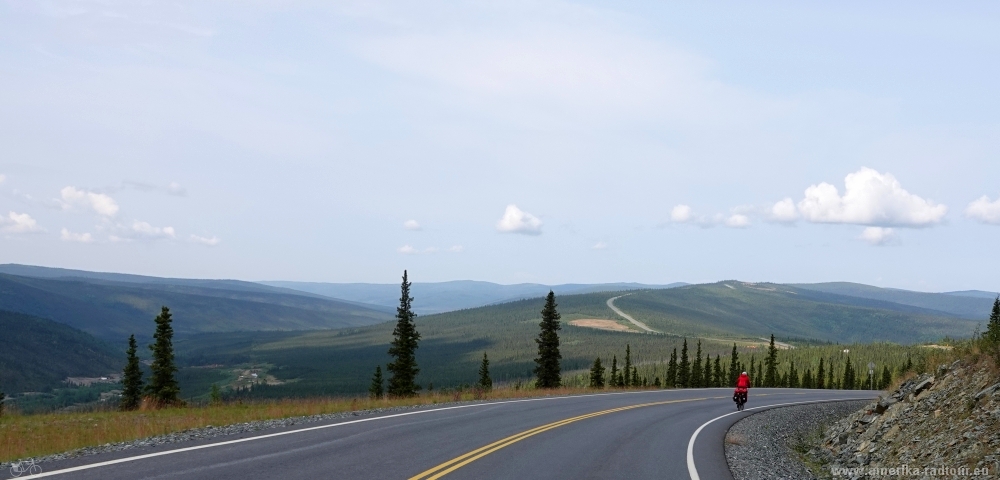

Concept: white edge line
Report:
left=686, top=397, right=872, bottom=480
left=20, top=387, right=727, bottom=479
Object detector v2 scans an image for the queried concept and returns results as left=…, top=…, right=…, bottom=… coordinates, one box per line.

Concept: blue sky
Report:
left=1, top=1, right=999, bottom=291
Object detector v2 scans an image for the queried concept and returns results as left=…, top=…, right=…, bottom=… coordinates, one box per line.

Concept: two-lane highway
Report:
left=18, top=388, right=875, bottom=479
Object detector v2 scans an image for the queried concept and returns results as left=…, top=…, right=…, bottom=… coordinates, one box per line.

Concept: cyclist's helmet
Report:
left=742, top=371, right=747, bottom=375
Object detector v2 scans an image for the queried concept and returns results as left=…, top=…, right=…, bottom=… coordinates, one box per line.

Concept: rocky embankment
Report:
left=808, top=359, right=1000, bottom=479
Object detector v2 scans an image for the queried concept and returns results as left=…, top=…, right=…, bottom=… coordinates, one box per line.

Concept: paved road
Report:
left=18, top=388, right=875, bottom=480
left=606, top=294, right=660, bottom=333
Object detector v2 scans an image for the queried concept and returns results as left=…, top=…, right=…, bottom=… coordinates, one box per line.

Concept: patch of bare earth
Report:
left=569, top=319, right=637, bottom=333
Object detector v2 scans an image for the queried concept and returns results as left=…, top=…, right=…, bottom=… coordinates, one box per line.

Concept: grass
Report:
left=0, top=384, right=655, bottom=464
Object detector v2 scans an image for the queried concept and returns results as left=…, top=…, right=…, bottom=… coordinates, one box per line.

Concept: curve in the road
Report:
left=606, top=294, right=660, bottom=333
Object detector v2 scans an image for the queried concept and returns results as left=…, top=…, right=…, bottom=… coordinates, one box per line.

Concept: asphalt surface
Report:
left=15, top=388, right=875, bottom=480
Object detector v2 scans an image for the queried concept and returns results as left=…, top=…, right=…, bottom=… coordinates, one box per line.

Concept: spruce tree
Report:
left=756, top=361, right=763, bottom=387
left=666, top=349, right=677, bottom=388
left=631, top=366, right=639, bottom=387
left=802, top=369, right=813, bottom=389
left=826, top=366, right=834, bottom=390
left=748, top=356, right=755, bottom=387
left=703, top=354, right=711, bottom=388
left=817, top=358, right=826, bottom=389
left=764, top=334, right=779, bottom=388
left=623, top=344, right=632, bottom=388
left=146, top=307, right=180, bottom=405
left=713, top=355, right=723, bottom=388
left=727, top=344, right=740, bottom=386
left=611, top=355, right=619, bottom=387
left=678, top=339, right=690, bottom=388
left=533, top=291, right=562, bottom=389
left=985, top=296, right=1000, bottom=357
left=120, top=334, right=144, bottom=411
left=478, top=352, right=492, bottom=391
left=589, top=357, right=606, bottom=389
left=387, top=270, right=421, bottom=397
left=842, top=356, right=855, bottom=391
left=788, top=361, right=799, bottom=388
left=691, top=340, right=703, bottom=388
left=881, top=366, right=892, bottom=390
left=369, top=366, right=384, bottom=398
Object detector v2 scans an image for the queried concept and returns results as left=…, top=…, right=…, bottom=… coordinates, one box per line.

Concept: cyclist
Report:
left=733, top=371, right=750, bottom=406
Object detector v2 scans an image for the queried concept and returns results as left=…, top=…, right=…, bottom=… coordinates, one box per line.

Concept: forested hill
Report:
left=0, top=310, right=122, bottom=393
left=0, top=272, right=393, bottom=341
left=791, top=282, right=995, bottom=319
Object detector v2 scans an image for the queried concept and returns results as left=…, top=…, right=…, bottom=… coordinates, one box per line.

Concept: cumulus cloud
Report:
left=670, top=205, right=693, bottom=222
left=0, top=212, right=44, bottom=234
left=130, top=221, right=175, bottom=239
left=60, top=228, right=94, bottom=243
left=190, top=234, right=221, bottom=246
left=725, top=214, right=750, bottom=228
left=966, top=195, right=1000, bottom=224
left=860, top=227, right=897, bottom=246
left=592, top=241, right=608, bottom=250
left=403, top=220, right=422, bottom=231
left=796, top=168, right=946, bottom=227
left=496, top=204, right=542, bottom=235
left=60, top=186, right=119, bottom=216
left=769, top=198, right=799, bottom=223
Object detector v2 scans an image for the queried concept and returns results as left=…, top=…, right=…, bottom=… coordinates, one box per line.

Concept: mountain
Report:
left=259, top=280, right=687, bottom=314
left=790, top=282, right=994, bottom=319
left=0, top=271, right=393, bottom=341
left=0, top=310, right=123, bottom=393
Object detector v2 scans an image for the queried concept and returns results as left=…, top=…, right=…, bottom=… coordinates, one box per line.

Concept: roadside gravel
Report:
left=0, top=401, right=473, bottom=469
left=725, top=400, right=868, bottom=480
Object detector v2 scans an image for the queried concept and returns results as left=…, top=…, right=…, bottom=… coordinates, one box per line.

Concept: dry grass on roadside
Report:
left=0, top=386, right=643, bottom=463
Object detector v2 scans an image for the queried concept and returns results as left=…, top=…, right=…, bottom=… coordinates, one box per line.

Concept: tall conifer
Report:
left=146, top=307, right=179, bottom=405
left=589, top=357, right=606, bottom=388
left=764, top=334, right=779, bottom=388
left=623, top=344, right=632, bottom=388
left=369, top=366, right=384, bottom=398
left=678, top=339, right=690, bottom=388
left=817, top=358, right=826, bottom=389
left=120, top=334, right=144, bottom=411
left=691, top=340, right=703, bottom=388
left=534, top=291, right=562, bottom=389
left=387, top=270, right=421, bottom=397
left=727, top=344, right=740, bottom=386
left=666, top=348, right=677, bottom=388
left=478, top=352, right=492, bottom=391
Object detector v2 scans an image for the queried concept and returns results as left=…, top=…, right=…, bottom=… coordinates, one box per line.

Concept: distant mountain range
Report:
left=260, top=280, right=688, bottom=314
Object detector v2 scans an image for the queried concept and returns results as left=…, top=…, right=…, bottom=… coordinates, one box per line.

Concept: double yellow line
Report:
left=409, top=397, right=706, bottom=480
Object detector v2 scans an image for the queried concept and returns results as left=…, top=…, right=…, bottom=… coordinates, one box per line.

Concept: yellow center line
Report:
left=409, top=396, right=722, bottom=480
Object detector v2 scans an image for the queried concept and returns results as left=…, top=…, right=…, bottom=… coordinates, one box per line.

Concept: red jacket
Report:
left=736, top=374, right=751, bottom=389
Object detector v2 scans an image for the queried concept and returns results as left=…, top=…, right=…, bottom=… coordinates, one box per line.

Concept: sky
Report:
left=1, top=1, right=999, bottom=291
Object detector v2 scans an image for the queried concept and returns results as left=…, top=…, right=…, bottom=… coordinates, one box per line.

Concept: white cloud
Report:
left=496, top=204, right=542, bottom=235
left=60, top=186, right=119, bottom=216
left=860, top=227, right=897, bottom=246
left=670, top=204, right=693, bottom=222
left=796, top=168, right=946, bottom=227
left=167, top=182, right=187, bottom=196
left=60, top=228, right=93, bottom=243
left=769, top=198, right=799, bottom=223
left=403, top=219, right=422, bottom=231
left=592, top=241, right=608, bottom=250
left=449, top=245, right=463, bottom=252
left=398, top=244, right=461, bottom=254
left=130, top=221, right=175, bottom=239
left=190, top=234, right=221, bottom=246
left=725, top=214, right=751, bottom=228
left=0, top=212, right=44, bottom=234
left=966, top=195, right=1000, bottom=224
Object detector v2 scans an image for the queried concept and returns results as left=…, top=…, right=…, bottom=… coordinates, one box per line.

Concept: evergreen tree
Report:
left=387, top=271, right=422, bottom=397
left=826, top=366, right=835, bottom=390
left=678, top=339, right=691, bottom=388
left=756, top=361, right=764, bottom=388
left=880, top=366, right=892, bottom=390
left=478, top=353, right=492, bottom=391
left=210, top=384, right=222, bottom=404
left=623, top=344, right=632, bottom=388
left=748, top=356, right=755, bottom=387
left=702, top=353, right=711, bottom=388
left=589, top=357, right=606, bottom=389
left=763, top=334, right=779, bottom=388
left=691, top=340, right=703, bottom=388
left=120, top=334, right=144, bottom=411
left=817, top=358, right=826, bottom=389
left=369, top=365, right=384, bottom=398
left=533, top=291, right=562, bottom=389
left=610, top=355, right=619, bottom=388
left=654, top=377, right=661, bottom=388
left=985, top=296, right=1000, bottom=357
left=842, top=356, right=855, bottom=391
left=713, top=355, right=723, bottom=388
left=802, top=369, right=813, bottom=389
left=727, top=344, right=740, bottom=386
left=666, top=349, right=677, bottom=388
left=788, top=361, right=799, bottom=389
left=146, top=307, right=180, bottom=405
left=631, top=366, right=639, bottom=387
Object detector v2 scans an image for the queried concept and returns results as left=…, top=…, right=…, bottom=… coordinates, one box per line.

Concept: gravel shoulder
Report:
left=725, top=399, right=869, bottom=480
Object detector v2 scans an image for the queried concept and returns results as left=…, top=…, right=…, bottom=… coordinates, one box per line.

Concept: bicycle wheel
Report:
left=29, top=465, right=42, bottom=475
left=10, top=466, right=22, bottom=478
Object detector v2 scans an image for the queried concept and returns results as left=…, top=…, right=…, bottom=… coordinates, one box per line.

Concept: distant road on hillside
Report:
left=607, top=294, right=660, bottom=333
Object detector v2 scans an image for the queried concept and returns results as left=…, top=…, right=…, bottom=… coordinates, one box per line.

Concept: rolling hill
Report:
left=791, top=282, right=995, bottom=319
left=0, top=271, right=393, bottom=341
left=0, top=310, right=123, bottom=393
left=260, top=280, right=686, bottom=314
